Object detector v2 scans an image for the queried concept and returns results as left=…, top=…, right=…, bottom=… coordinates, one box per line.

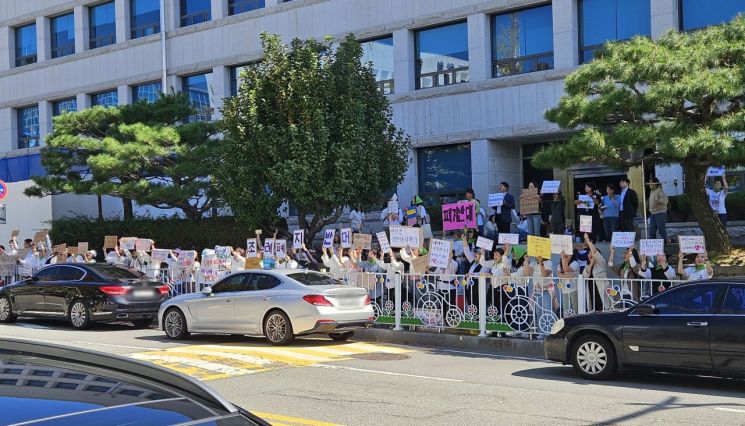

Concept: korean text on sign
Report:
left=441, top=202, right=476, bottom=231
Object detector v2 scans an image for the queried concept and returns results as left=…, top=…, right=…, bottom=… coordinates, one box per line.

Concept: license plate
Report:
left=132, top=289, right=154, bottom=298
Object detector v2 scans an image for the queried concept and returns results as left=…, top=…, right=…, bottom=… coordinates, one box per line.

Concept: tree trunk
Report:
left=97, top=195, right=103, bottom=222
left=122, top=198, right=134, bottom=220
left=297, top=208, right=310, bottom=245
left=683, top=162, right=732, bottom=253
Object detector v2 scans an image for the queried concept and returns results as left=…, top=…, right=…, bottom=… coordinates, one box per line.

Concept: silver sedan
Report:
left=158, top=270, right=374, bottom=345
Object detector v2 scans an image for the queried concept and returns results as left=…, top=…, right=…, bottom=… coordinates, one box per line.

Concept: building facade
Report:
left=0, top=0, right=743, bottom=236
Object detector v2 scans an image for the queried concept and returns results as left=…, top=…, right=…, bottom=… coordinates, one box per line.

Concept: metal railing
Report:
left=229, top=0, right=265, bottom=15
left=377, top=79, right=394, bottom=95
left=131, top=23, right=160, bottom=39
left=492, top=52, right=554, bottom=78
left=15, top=54, right=37, bottom=67
left=180, top=11, right=210, bottom=27
left=416, top=67, right=469, bottom=89
left=89, top=34, right=116, bottom=49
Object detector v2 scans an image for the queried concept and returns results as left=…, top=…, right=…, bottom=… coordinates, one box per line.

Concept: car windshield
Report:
left=93, top=266, right=145, bottom=281
left=287, top=272, right=345, bottom=286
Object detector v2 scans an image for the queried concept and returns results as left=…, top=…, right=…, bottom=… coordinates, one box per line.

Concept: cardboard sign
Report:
left=246, top=238, right=258, bottom=258
left=411, top=254, right=430, bottom=273
left=527, top=235, right=551, bottom=259
left=65, top=247, right=77, bottom=256
left=611, top=232, right=636, bottom=248
left=151, top=248, right=170, bottom=263
left=679, top=235, right=706, bottom=254
left=103, top=235, right=118, bottom=249
left=340, top=228, right=352, bottom=249
left=387, top=200, right=399, bottom=215
left=244, top=257, right=262, bottom=269
left=33, top=230, right=48, bottom=244
left=550, top=234, right=573, bottom=255
left=476, top=236, right=494, bottom=251
left=541, top=180, right=561, bottom=194
left=263, top=239, right=275, bottom=255
left=0, top=255, right=17, bottom=277
left=135, top=238, right=152, bottom=252
left=322, top=229, right=336, bottom=249
left=578, top=195, right=595, bottom=209
left=579, top=215, right=593, bottom=233
left=488, top=193, right=505, bottom=207
left=498, top=233, right=519, bottom=245
left=353, top=233, right=373, bottom=250
left=177, top=250, right=197, bottom=268
left=376, top=231, right=391, bottom=254
left=10, top=230, right=19, bottom=239
left=519, top=190, right=540, bottom=215
left=77, top=242, right=89, bottom=253
left=214, top=246, right=232, bottom=260
left=428, top=239, right=452, bottom=269
left=707, top=166, right=725, bottom=177
left=640, top=239, right=664, bottom=256
left=274, top=239, right=287, bottom=259
left=120, top=237, right=136, bottom=250
left=389, top=226, right=423, bottom=248
left=442, top=202, right=476, bottom=231
left=53, top=244, right=67, bottom=254
left=255, top=229, right=263, bottom=235
left=293, top=230, right=304, bottom=250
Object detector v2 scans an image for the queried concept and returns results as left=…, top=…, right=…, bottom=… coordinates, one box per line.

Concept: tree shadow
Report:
left=135, top=333, right=353, bottom=347
left=6, top=318, right=140, bottom=332
left=591, top=396, right=745, bottom=425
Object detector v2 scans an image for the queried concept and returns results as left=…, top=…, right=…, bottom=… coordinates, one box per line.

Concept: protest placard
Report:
left=579, top=215, right=593, bottom=233
left=77, top=242, right=88, bottom=253
left=476, top=236, right=494, bottom=251
left=323, top=229, right=335, bottom=249
left=541, top=181, right=561, bottom=194
left=707, top=166, right=725, bottom=177
left=498, top=233, right=519, bottom=245
left=376, top=232, right=391, bottom=254
left=428, top=239, right=452, bottom=269
left=293, top=230, right=305, bottom=250
left=0, top=255, right=17, bottom=277
left=388, top=200, right=399, bottom=215
left=33, top=230, right=48, bottom=244
left=611, top=232, right=636, bottom=248
left=527, top=236, right=551, bottom=259
left=246, top=238, right=258, bottom=258
left=120, top=237, right=136, bottom=250
left=441, top=202, right=476, bottom=231
left=519, top=189, right=540, bottom=215
left=488, top=193, right=505, bottom=207
left=214, top=245, right=232, bottom=260
left=10, top=230, right=19, bottom=239
left=353, top=233, right=373, bottom=250
left=578, top=195, right=595, bottom=209
left=550, top=234, right=573, bottom=254
left=135, top=238, right=152, bottom=252
left=639, top=239, right=664, bottom=256
left=389, top=226, right=423, bottom=248
left=177, top=250, right=196, bottom=268
left=263, top=239, right=275, bottom=255
left=53, top=244, right=66, bottom=254
left=405, top=208, right=417, bottom=226
left=274, top=239, right=287, bottom=259
left=103, top=235, right=118, bottom=249
left=679, top=235, right=706, bottom=253
left=151, top=249, right=170, bottom=263
left=412, top=254, right=430, bottom=272
left=244, top=257, right=262, bottom=269
left=340, top=228, right=352, bottom=248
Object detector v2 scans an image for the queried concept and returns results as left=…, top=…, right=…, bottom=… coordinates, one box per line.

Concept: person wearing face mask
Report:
left=678, top=250, right=714, bottom=281
left=639, top=252, right=677, bottom=296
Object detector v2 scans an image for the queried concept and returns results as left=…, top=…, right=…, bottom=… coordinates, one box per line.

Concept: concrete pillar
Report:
left=164, top=0, right=180, bottom=31
left=166, top=75, right=180, bottom=93
left=0, top=27, right=13, bottom=70
left=116, top=0, right=131, bottom=42
left=266, top=0, right=282, bottom=6
left=36, top=16, right=51, bottom=62
left=467, top=13, right=492, bottom=82
left=0, top=109, right=15, bottom=152
left=393, top=29, right=415, bottom=93
left=398, top=150, right=417, bottom=208
left=211, top=65, right=230, bottom=120
left=473, top=140, right=521, bottom=207
left=651, top=0, right=679, bottom=40
left=38, top=102, right=53, bottom=146
left=212, top=0, right=229, bottom=19
left=117, top=84, right=133, bottom=106
left=74, top=5, right=89, bottom=53
left=76, top=93, right=91, bottom=110
left=552, top=0, right=578, bottom=69
left=471, top=139, right=492, bottom=204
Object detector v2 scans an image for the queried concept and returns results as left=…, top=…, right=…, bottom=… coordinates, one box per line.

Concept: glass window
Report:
left=52, top=98, right=77, bottom=116
left=287, top=272, right=345, bottom=286
left=680, top=0, right=745, bottom=32
left=15, top=23, right=37, bottom=67
left=89, top=1, right=116, bottom=49
left=91, top=90, right=119, bottom=108
left=579, top=0, right=650, bottom=63
left=131, top=0, right=160, bottom=39
left=246, top=274, right=281, bottom=290
left=132, top=81, right=162, bottom=103
left=17, top=105, right=40, bottom=149
left=361, top=36, right=395, bottom=94
left=93, top=266, right=144, bottom=280
left=721, top=285, right=745, bottom=315
left=34, top=266, right=60, bottom=281
left=229, top=0, right=265, bottom=15
left=417, top=144, right=472, bottom=197
left=230, top=64, right=253, bottom=97
left=180, top=0, right=211, bottom=27
left=415, top=22, right=469, bottom=89
left=51, top=13, right=75, bottom=59
left=212, top=274, right=248, bottom=293
left=56, top=266, right=86, bottom=281
left=492, top=5, right=554, bottom=77
left=183, top=73, right=214, bottom=122
left=649, top=285, right=720, bottom=315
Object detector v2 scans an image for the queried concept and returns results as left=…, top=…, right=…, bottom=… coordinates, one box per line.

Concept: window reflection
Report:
left=680, top=0, right=745, bottom=31
left=492, top=5, right=554, bottom=77
left=415, top=22, right=469, bottom=89
left=17, top=106, right=40, bottom=149
left=361, top=36, right=395, bottom=94
left=131, top=0, right=160, bottom=39
left=579, top=0, right=650, bottom=63
left=183, top=73, right=214, bottom=122
left=91, top=90, right=119, bottom=108
left=132, top=82, right=162, bottom=103
left=418, top=144, right=472, bottom=196
left=51, top=13, right=75, bottom=58
left=180, top=0, right=211, bottom=27
left=15, top=24, right=37, bottom=67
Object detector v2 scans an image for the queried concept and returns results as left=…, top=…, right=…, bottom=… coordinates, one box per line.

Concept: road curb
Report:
left=352, top=328, right=545, bottom=359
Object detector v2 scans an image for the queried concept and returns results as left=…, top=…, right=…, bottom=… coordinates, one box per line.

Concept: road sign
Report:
left=0, top=180, right=8, bottom=201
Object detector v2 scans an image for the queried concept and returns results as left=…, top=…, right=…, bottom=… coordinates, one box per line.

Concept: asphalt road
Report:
left=2, top=320, right=745, bottom=426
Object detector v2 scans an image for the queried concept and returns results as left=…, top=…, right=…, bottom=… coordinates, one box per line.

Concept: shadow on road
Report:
left=7, top=317, right=142, bottom=332
left=135, top=333, right=350, bottom=347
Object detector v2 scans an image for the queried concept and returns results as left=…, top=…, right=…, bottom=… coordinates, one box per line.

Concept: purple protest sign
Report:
left=442, top=202, right=477, bottom=231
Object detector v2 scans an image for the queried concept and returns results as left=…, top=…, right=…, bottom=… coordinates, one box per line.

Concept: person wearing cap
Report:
left=75, top=250, right=96, bottom=263
left=409, top=196, right=429, bottom=226
left=647, top=177, right=669, bottom=241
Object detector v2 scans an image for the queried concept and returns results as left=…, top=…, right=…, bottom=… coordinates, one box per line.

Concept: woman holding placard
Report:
left=677, top=251, right=713, bottom=281
left=608, top=246, right=643, bottom=301
left=639, top=253, right=677, bottom=295
left=582, top=233, right=611, bottom=311
left=706, top=176, right=728, bottom=228
left=575, top=183, right=601, bottom=242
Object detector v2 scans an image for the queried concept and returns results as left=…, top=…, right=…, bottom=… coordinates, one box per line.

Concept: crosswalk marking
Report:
left=130, top=353, right=261, bottom=376
left=252, top=411, right=344, bottom=426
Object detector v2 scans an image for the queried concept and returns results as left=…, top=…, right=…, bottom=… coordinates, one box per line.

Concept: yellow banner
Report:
left=527, top=235, right=551, bottom=259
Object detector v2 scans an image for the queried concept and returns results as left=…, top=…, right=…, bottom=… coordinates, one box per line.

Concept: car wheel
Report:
left=69, top=300, right=91, bottom=330
left=329, top=331, right=354, bottom=342
left=0, top=296, right=16, bottom=323
left=571, top=335, right=617, bottom=380
left=163, top=308, right=190, bottom=340
left=264, top=311, right=294, bottom=346
left=132, top=319, right=154, bottom=329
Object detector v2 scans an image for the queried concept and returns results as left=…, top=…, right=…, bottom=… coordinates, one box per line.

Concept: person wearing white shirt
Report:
left=639, top=253, right=677, bottom=296
left=349, top=208, right=365, bottom=232
left=380, top=206, right=404, bottom=227
left=321, top=247, right=350, bottom=280
left=706, top=176, right=728, bottom=228
left=678, top=251, right=713, bottom=281
left=557, top=251, right=580, bottom=316
left=231, top=248, right=246, bottom=272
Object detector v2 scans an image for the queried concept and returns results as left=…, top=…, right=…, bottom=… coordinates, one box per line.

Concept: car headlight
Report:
left=550, top=319, right=565, bottom=335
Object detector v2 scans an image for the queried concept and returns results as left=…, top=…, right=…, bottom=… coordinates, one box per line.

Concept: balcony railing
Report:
left=131, top=23, right=160, bottom=39
left=51, top=43, right=75, bottom=59
left=181, top=11, right=210, bottom=27
left=416, top=66, right=469, bottom=90
left=89, top=34, right=115, bottom=49
left=15, top=54, right=37, bottom=67
left=492, top=52, right=553, bottom=78
left=18, top=136, right=39, bottom=149
left=229, top=0, right=265, bottom=15
left=377, top=79, right=395, bottom=95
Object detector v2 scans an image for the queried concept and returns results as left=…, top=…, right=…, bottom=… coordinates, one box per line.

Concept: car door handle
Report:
left=686, top=321, right=708, bottom=327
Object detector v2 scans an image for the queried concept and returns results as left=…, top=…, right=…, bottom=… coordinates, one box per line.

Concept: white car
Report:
left=158, top=269, right=374, bottom=345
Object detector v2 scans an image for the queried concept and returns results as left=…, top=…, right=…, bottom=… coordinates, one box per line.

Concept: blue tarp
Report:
left=0, top=154, right=44, bottom=182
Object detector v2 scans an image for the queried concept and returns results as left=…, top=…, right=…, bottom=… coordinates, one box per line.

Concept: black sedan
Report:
left=545, top=279, right=745, bottom=380
left=0, top=263, right=168, bottom=329
left=0, top=337, right=268, bottom=425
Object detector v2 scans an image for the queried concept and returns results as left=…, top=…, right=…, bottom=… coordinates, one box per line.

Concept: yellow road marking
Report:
left=252, top=411, right=344, bottom=426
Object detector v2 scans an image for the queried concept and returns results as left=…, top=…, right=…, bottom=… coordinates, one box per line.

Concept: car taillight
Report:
left=100, top=286, right=128, bottom=296
left=158, top=286, right=169, bottom=295
left=364, top=295, right=371, bottom=305
left=303, top=295, right=333, bottom=306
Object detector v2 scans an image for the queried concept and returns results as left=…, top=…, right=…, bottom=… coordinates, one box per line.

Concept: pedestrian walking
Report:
left=647, top=177, right=669, bottom=240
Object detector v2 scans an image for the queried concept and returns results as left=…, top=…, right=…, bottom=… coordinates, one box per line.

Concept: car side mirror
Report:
left=201, top=286, right=213, bottom=296
left=635, top=303, right=657, bottom=316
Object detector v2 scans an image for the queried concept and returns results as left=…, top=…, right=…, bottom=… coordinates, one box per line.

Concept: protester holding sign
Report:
left=380, top=195, right=404, bottom=227
left=231, top=248, right=246, bottom=272
left=677, top=251, right=713, bottom=281
left=400, top=246, right=430, bottom=274
left=582, top=233, right=611, bottom=311
left=639, top=253, right=677, bottom=295
left=494, top=182, right=515, bottom=233
left=522, top=182, right=542, bottom=237
left=575, top=183, right=601, bottom=242
left=349, top=206, right=365, bottom=232
left=706, top=176, right=728, bottom=228
left=619, top=177, right=639, bottom=233
left=608, top=246, right=642, bottom=301
left=321, top=246, right=350, bottom=279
